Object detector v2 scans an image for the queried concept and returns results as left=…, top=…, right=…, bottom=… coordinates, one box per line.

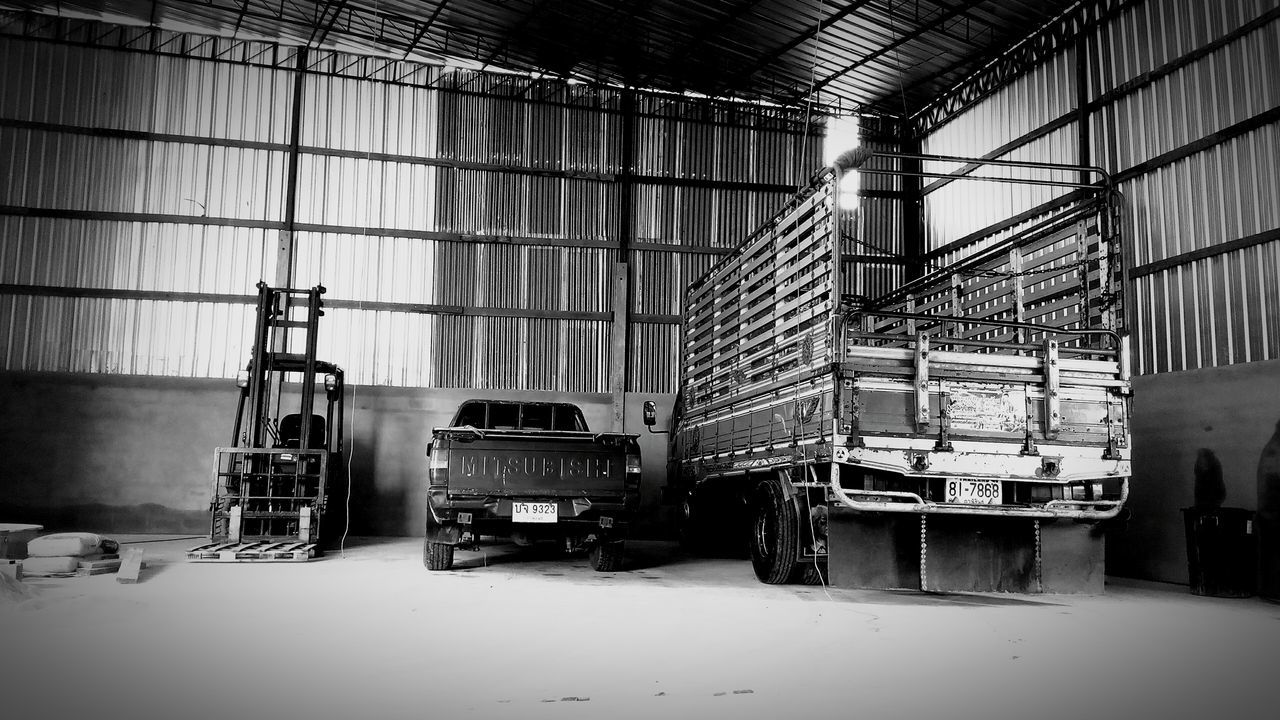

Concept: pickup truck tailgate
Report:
left=442, top=432, right=630, bottom=497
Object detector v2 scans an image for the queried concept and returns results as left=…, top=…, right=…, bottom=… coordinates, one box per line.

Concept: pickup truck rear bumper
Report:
left=426, top=492, right=636, bottom=544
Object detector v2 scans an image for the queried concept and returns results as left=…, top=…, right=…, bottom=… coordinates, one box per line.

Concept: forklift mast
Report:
left=231, top=282, right=339, bottom=453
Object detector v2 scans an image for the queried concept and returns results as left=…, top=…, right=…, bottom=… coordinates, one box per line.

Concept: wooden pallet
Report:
left=77, top=557, right=123, bottom=576
left=186, top=540, right=318, bottom=562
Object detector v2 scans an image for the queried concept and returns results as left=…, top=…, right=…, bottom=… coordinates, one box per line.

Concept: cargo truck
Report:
left=648, top=150, right=1131, bottom=593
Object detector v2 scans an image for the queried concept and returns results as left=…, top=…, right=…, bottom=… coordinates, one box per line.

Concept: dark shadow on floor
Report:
left=821, top=586, right=1069, bottom=608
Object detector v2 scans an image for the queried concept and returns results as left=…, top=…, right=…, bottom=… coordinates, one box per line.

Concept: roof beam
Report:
left=400, top=0, right=449, bottom=59
left=614, top=0, right=658, bottom=83
left=920, top=0, right=994, bottom=50
left=882, top=0, right=1070, bottom=102
left=231, top=0, right=251, bottom=36
left=634, top=0, right=768, bottom=88
left=307, top=0, right=348, bottom=48
left=790, top=0, right=987, bottom=105
left=478, top=0, right=549, bottom=69
left=713, top=0, right=878, bottom=97
left=908, top=0, right=1137, bottom=136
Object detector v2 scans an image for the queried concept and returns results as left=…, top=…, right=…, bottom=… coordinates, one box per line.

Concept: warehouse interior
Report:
left=1, top=0, right=1279, bottom=717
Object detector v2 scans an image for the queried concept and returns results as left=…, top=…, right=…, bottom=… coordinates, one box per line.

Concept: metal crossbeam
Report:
left=635, top=0, right=768, bottom=88
left=713, top=0, right=877, bottom=97
left=908, top=0, right=1139, bottom=136
left=306, top=0, right=348, bottom=48
left=479, top=0, right=549, bottom=69
left=793, top=0, right=988, bottom=105
left=400, top=0, right=450, bottom=59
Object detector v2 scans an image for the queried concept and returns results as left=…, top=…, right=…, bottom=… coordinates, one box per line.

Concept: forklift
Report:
left=188, top=282, right=347, bottom=562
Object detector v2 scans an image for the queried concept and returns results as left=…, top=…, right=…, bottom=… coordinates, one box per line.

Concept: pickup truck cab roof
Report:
left=449, top=399, right=588, bottom=432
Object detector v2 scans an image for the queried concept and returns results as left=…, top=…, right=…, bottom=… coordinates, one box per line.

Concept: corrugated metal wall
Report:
left=0, top=35, right=288, bottom=376
left=844, top=133, right=907, bottom=303
left=918, top=0, right=1280, bottom=375
left=921, top=48, right=1080, bottom=255
left=0, top=20, right=821, bottom=393
left=627, top=95, right=819, bottom=393
left=1097, top=0, right=1280, bottom=374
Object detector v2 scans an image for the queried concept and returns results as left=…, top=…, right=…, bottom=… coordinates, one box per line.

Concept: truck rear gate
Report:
left=444, top=434, right=632, bottom=497
left=667, top=151, right=1130, bottom=592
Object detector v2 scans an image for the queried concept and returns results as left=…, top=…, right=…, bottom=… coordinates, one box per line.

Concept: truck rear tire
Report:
left=750, top=477, right=800, bottom=584
left=796, top=563, right=827, bottom=585
left=589, top=540, right=624, bottom=572
left=424, top=539, right=454, bottom=571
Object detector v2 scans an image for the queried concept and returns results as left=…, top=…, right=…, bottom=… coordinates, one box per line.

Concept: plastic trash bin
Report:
left=1182, top=507, right=1256, bottom=597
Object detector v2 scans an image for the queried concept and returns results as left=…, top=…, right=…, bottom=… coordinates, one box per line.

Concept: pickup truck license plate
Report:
left=945, top=479, right=1002, bottom=505
left=512, top=501, right=558, bottom=523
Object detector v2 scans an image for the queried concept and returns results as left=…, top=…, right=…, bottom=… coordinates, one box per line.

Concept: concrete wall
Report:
left=1107, top=359, right=1280, bottom=583
left=0, top=371, right=677, bottom=539
left=9, top=361, right=1278, bottom=584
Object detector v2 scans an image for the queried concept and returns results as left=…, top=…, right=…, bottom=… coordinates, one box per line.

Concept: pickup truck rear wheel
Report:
left=678, top=494, right=708, bottom=554
left=589, top=540, right=624, bottom=572
left=423, top=539, right=454, bottom=571
left=680, top=488, right=750, bottom=558
left=750, top=478, right=800, bottom=584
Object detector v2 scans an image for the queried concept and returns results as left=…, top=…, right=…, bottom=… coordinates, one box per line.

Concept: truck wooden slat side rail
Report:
left=656, top=151, right=1131, bottom=593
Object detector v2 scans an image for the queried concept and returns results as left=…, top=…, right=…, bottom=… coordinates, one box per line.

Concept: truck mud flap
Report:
left=826, top=507, right=1104, bottom=594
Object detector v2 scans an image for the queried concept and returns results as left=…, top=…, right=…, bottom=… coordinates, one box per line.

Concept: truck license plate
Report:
left=512, top=501, right=558, bottom=523
left=945, top=479, right=1002, bottom=505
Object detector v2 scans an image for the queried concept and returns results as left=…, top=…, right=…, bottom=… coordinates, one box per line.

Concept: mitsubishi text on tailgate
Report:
left=424, top=400, right=642, bottom=571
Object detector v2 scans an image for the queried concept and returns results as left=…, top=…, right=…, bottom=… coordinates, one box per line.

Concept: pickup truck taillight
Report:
left=625, top=454, right=641, bottom=488
left=428, top=443, right=448, bottom=485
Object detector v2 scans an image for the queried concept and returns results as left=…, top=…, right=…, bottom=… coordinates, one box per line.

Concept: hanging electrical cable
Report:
left=337, top=0, right=382, bottom=557
left=796, top=0, right=827, bottom=192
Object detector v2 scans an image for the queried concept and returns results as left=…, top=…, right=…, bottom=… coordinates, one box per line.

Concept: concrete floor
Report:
left=2, top=536, right=1279, bottom=720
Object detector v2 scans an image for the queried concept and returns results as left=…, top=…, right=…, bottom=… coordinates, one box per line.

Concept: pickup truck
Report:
left=424, top=399, right=642, bottom=572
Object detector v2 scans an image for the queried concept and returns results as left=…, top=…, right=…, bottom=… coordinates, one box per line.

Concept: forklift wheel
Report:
left=424, top=539, right=454, bottom=571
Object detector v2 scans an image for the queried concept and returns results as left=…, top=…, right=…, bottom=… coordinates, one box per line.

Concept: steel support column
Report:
left=610, top=88, right=637, bottom=431
left=900, top=135, right=924, bottom=282
left=277, top=46, right=308, bottom=291
left=1075, top=34, right=1091, bottom=186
